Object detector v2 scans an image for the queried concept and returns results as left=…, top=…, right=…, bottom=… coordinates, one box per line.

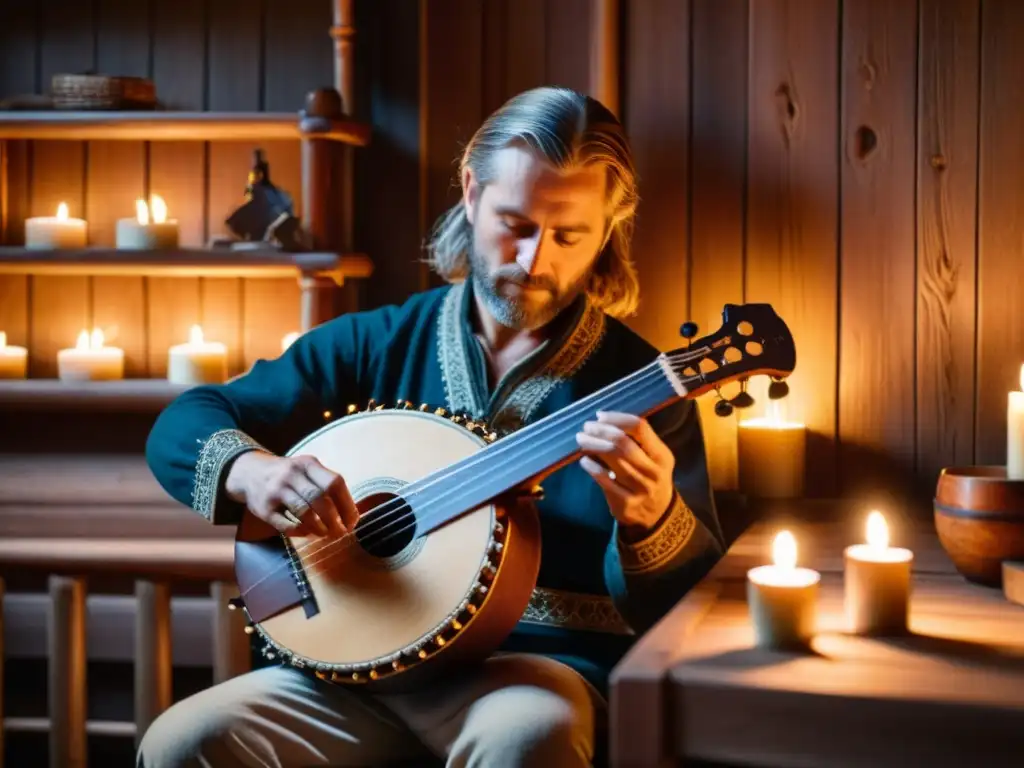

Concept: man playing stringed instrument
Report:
left=139, top=86, right=726, bottom=767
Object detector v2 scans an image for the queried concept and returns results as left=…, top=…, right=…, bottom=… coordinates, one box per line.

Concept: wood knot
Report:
left=774, top=82, right=799, bottom=145
left=930, top=154, right=948, bottom=170
left=855, top=125, right=877, bottom=160
left=858, top=58, right=877, bottom=90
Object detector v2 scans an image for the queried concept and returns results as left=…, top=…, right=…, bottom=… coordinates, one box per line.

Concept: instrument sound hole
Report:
left=354, top=492, right=417, bottom=559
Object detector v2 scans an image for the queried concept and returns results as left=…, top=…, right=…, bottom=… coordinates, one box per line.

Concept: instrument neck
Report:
left=406, top=360, right=681, bottom=533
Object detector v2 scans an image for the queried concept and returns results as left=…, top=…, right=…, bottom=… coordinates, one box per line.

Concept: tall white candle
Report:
left=57, top=328, right=124, bottom=382
left=0, top=331, right=28, bottom=379
left=737, top=400, right=807, bottom=499
left=24, top=202, right=87, bottom=249
left=843, top=511, right=913, bottom=636
left=116, top=194, right=180, bottom=250
left=167, top=325, right=228, bottom=386
left=746, top=530, right=820, bottom=650
left=1009, top=364, right=1024, bottom=481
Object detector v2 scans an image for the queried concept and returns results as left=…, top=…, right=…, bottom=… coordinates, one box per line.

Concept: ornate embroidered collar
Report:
left=437, top=280, right=606, bottom=433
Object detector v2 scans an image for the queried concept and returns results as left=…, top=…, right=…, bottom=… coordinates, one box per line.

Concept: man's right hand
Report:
left=225, top=451, right=358, bottom=537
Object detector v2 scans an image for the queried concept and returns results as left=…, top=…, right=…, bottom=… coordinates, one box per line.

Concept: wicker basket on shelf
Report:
left=50, top=73, right=157, bottom=110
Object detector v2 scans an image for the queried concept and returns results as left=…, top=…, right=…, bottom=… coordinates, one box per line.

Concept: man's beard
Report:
left=468, top=244, right=586, bottom=331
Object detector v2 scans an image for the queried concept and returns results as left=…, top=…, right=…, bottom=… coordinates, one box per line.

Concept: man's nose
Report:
left=516, top=231, right=545, bottom=275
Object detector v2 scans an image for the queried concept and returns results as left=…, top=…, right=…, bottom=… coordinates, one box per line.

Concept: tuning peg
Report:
left=679, top=321, right=699, bottom=340
left=730, top=390, right=755, bottom=409
left=714, top=399, right=734, bottom=418
left=768, top=379, right=790, bottom=400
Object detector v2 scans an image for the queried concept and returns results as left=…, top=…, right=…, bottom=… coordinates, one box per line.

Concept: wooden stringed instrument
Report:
left=232, top=303, right=797, bottom=692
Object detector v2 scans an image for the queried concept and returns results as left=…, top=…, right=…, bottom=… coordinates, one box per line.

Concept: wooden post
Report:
left=590, top=0, right=621, bottom=116
left=48, top=576, right=87, bottom=768
left=133, top=580, right=172, bottom=749
left=211, top=582, right=252, bottom=684
left=331, top=0, right=356, bottom=252
left=299, top=273, right=341, bottom=332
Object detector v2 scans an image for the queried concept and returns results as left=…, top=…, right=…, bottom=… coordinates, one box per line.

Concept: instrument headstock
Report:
left=665, top=303, right=797, bottom=417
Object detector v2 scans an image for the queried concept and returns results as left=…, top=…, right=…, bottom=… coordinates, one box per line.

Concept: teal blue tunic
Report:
left=146, top=281, right=725, bottom=696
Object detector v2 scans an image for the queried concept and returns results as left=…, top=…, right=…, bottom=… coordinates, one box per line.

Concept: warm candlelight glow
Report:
left=1019, top=364, right=1024, bottom=393
left=59, top=327, right=124, bottom=381
left=56, top=202, right=69, bottom=220
left=151, top=194, right=168, bottom=224
left=167, top=324, right=228, bottom=385
left=136, top=199, right=150, bottom=225
left=189, top=324, right=205, bottom=345
left=0, top=330, right=28, bottom=379
left=0, top=331, right=6, bottom=348
left=866, top=510, right=889, bottom=551
left=741, top=399, right=805, bottom=430
left=773, top=530, right=797, bottom=570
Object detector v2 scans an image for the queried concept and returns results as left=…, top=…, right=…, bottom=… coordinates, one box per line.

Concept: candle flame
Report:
left=772, top=530, right=797, bottom=570
left=0, top=331, right=6, bottom=348
left=866, top=510, right=889, bottom=550
left=56, top=202, right=69, bottom=221
left=189, top=324, right=205, bottom=345
left=75, top=328, right=105, bottom=350
left=281, top=331, right=300, bottom=351
left=136, top=199, right=150, bottom=225
left=1019, top=363, right=1023, bottom=393
left=150, top=194, right=168, bottom=224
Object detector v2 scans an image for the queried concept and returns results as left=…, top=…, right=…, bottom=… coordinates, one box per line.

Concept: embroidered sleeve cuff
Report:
left=617, top=492, right=697, bottom=575
left=191, top=429, right=267, bottom=525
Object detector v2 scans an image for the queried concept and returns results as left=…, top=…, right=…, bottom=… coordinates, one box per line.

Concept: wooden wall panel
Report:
left=915, top=0, right=980, bottom=484
left=623, top=0, right=691, bottom=354
left=977, top=0, right=1024, bottom=466
left=689, top=0, right=748, bottom=491
left=838, top=0, right=919, bottom=506
left=746, top=0, right=840, bottom=497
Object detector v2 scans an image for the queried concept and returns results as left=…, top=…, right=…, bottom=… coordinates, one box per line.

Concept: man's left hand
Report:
left=575, top=411, right=676, bottom=538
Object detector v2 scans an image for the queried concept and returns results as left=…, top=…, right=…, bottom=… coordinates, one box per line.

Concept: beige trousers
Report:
left=136, top=653, right=605, bottom=768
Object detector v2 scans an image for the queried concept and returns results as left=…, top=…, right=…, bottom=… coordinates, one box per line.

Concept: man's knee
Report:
left=136, top=667, right=297, bottom=768
left=452, top=685, right=595, bottom=767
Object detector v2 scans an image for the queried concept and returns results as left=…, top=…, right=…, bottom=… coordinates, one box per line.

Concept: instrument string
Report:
left=240, top=347, right=715, bottom=600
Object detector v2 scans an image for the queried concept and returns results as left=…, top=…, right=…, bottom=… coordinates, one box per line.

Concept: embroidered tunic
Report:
left=146, top=281, right=725, bottom=696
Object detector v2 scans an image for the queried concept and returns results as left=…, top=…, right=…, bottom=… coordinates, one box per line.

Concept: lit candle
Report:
left=737, top=400, right=807, bottom=499
left=281, top=331, right=300, bottom=352
left=1009, top=364, right=1024, bottom=481
left=57, top=328, right=124, bottom=382
left=24, top=202, right=88, bottom=249
left=0, top=331, right=28, bottom=379
left=843, top=510, right=913, bottom=636
left=167, top=324, right=228, bottom=386
left=116, top=194, right=180, bottom=250
left=746, top=530, right=820, bottom=650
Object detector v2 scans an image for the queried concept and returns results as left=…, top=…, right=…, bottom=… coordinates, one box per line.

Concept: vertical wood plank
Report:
left=264, top=0, right=335, bottom=112
left=545, top=0, right=592, bottom=94
left=689, top=0, right=748, bottom=492
left=623, top=0, right=690, bottom=353
left=977, top=0, right=1024, bottom=466
left=916, top=0, right=980, bottom=484
left=503, top=0, right=547, bottom=97
left=148, top=0, right=206, bottom=378
left=481, top=0, right=508, bottom=117
left=208, top=0, right=263, bottom=112
left=0, top=4, right=36, bottom=345
left=353, top=0, right=423, bottom=309
left=839, top=0, right=919, bottom=505
left=746, top=0, right=840, bottom=498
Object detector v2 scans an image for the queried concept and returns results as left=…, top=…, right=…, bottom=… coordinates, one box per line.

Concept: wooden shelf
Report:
left=0, top=110, right=370, bottom=145
left=0, top=246, right=373, bottom=281
left=0, top=379, right=192, bottom=412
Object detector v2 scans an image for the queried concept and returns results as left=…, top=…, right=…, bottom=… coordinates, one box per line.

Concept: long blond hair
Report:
left=424, top=86, right=641, bottom=318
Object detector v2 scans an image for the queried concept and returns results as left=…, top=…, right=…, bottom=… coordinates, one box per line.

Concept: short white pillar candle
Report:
left=57, top=328, right=124, bottom=382
left=24, top=202, right=88, bottom=249
left=167, top=324, right=228, bottom=386
left=116, top=194, right=179, bottom=250
left=0, top=331, right=28, bottom=379
left=844, top=510, right=913, bottom=636
left=747, top=530, right=820, bottom=650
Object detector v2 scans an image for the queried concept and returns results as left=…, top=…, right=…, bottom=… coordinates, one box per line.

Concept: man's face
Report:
left=464, top=145, right=609, bottom=331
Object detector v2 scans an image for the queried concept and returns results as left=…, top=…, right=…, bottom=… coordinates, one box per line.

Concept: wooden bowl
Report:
left=934, top=465, right=1024, bottom=586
